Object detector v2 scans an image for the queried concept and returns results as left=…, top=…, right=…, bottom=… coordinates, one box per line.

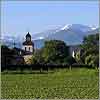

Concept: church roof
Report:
left=26, top=32, right=31, bottom=37
left=23, top=41, right=33, bottom=45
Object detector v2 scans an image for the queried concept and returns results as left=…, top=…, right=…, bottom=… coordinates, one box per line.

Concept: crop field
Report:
left=1, top=68, right=99, bottom=99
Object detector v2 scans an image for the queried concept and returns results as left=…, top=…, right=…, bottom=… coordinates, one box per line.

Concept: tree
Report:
left=32, top=49, right=45, bottom=64
left=42, top=40, right=69, bottom=64
left=1, top=45, right=13, bottom=67
left=75, top=51, right=82, bottom=63
left=81, top=33, right=99, bottom=68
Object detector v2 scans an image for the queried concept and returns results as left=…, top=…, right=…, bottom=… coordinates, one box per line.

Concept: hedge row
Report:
left=71, top=63, right=93, bottom=68
left=1, top=63, right=93, bottom=72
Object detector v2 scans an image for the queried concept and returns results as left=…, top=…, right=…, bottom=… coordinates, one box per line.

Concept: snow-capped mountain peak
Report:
left=1, top=24, right=98, bottom=49
left=61, top=24, right=70, bottom=30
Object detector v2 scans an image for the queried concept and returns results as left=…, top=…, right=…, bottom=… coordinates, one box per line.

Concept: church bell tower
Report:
left=22, top=32, right=34, bottom=53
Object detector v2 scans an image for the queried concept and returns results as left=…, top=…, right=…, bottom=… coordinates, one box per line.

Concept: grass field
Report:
left=1, top=68, right=99, bottom=99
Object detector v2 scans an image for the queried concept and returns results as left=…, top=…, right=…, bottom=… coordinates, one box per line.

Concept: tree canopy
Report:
left=81, top=33, right=99, bottom=68
left=32, top=40, right=71, bottom=65
left=42, top=40, right=69, bottom=64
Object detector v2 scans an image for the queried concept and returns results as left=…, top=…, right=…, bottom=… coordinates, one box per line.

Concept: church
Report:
left=22, top=32, right=34, bottom=53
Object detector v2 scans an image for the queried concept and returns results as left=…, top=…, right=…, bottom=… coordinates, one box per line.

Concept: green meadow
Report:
left=1, top=68, right=99, bottom=99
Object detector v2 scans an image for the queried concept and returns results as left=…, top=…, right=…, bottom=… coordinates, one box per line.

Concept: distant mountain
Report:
left=32, top=24, right=99, bottom=45
left=1, top=39, right=22, bottom=49
left=1, top=35, right=45, bottom=49
left=1, top=24, right=99, bottom=49
left=33, top=39, right=45, bottom=49
left=88, top=28, right=99, bottom=34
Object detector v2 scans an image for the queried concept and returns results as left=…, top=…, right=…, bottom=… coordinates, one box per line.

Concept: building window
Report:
left=29, top=47, right=30, bottom=51
left=25, top=47, right=26, bottom=51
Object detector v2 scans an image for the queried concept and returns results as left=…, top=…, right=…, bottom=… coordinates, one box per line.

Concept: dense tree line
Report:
left=1, top=33, right=99, bottom=71
left=80, top=33, right=99, bottom=68
left=32, top=33, right=99, bottom=69
left=32, top=40, right=76, bottom=66
left=1, top=45, right=24, bottom=69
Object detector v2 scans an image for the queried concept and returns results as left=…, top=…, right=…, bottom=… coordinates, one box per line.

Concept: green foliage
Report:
left=1, top=45, right=14, bottom=66
left=1, top=68, right=99, bottom=99
left=64, top=56, right=76, bottom=65
left=31, top=40, right=71, bottom=65
left=75, top=51, right=82, bottom=63
left=81, top=33, right=99, bottom=68
left=83, top=33, right=99, bottom=49
left=85, top=55, right=93, bottom=66
left=1, top=45, right=25, bottom=67
left=32, top=49, right=44, bottom=64
left=85, top=54, right=99, bottom=68
left=42, top=40, right=69, bottom=64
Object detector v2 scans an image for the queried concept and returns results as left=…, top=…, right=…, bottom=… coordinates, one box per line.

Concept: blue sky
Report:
left=1, top=1, right=99, bottom=37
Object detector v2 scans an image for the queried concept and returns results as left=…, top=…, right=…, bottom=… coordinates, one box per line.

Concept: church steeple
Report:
left=26, top=32, right=31, bottom=42
left=22, top=32, right=34, bottom=53
left=26, top=32, right=31, bottom=37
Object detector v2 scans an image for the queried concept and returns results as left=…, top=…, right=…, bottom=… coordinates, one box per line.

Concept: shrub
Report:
left=65, top=56, right=76, bottom=65
left=71, top=63, right=93, bottom=68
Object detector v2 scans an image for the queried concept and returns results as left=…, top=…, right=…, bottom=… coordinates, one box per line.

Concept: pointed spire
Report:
left=26, top=32, right=31, bottom=37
